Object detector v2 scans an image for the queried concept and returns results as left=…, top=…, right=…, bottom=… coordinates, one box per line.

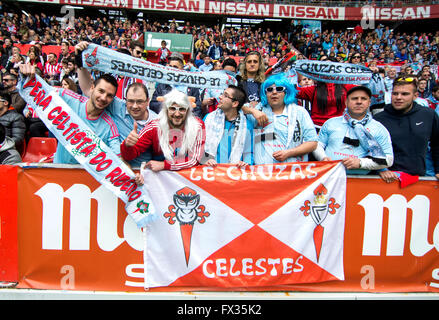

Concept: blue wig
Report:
left=260, top=72, right=298, bottom=106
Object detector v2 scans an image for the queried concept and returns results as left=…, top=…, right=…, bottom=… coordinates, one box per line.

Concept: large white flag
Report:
left=141, top=162, right=346, bottom=288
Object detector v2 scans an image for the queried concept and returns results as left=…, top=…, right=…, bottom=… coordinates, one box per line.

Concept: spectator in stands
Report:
left=207, top=38, right=223, bottom=60
left=0, top=38, right=14, bottom=68
left=198, top=55, right=213, bottom=72
left=203, top=85, right=253, bottom=168
left=43, top=53, right=62, bottom=85
left=201, top=57, right=238, bottom=115
left=417, top=78, right=431, bottom=98
left=237, top=51, right=265, bottom=107
left=427, top=85, right=439, bottom=110
left=58, top=41, right=73, bottom=63
left=0, top=122, right=22, bottom=164
left=156, top=40, right=171, bottom=66
left=419, top=67, right=437, bottom=95
left=61, top=76, right=78, bottom=92
left=149, top=53, right=203, bottom=119
left=27, top=50, right=43, bottom=73
left=374, top=76, right=439, bottom=181
left=297, top=73, right=314, bottom=114
left=108, top=82, right=160, bottom=168
left=248, top=72, right=318, bottom=165
left=129, top=40, right=145, bottom=60
left=63, top=58, right=79, bottom=85
left=4, top=51, right=25, bottom=73
left=121, top=89, right=205, bottom=172
left=313, top=86, right=393, bottom=175
left=19, top=63, right=121, bottom=164
left=296, top=78, right=356, bottom=132
left=194, top=35, right=209, bottom=53
left=0, top=92, right=25, bottom=153
left=1, top=73, right=26, bottom=114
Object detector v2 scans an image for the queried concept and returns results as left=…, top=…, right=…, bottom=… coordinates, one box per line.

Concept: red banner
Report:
left=11, top=165, right=439, bottom=292
left=14, top=0, right=439, bottom=20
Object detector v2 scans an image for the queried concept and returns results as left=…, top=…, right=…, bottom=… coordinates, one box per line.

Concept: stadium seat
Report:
left=22, top=137, right=57, bottom=163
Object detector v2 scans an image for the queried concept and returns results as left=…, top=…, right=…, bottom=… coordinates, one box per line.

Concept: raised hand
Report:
left=18, top=63, right=36, bottom=79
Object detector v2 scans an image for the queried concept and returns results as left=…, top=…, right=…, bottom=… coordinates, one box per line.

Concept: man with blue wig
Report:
left=247, top=72, right=318, bottom=165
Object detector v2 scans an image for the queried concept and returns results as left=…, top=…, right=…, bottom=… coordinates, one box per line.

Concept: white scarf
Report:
left=257, top=102, right=298, bottom=149
left=204, top=109, right=247, bottom=163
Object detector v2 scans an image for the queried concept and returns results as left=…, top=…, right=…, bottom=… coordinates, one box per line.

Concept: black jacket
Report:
left=374, top=102, right=439, bottom=176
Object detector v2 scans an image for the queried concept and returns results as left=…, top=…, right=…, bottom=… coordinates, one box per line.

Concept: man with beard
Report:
left=374, top=76, right=439, bottom=181
left=121, top=89, right=205, bottom=172
left=19, top=64, right=121, bottom=164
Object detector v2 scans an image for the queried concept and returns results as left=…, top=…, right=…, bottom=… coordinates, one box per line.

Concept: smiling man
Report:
left=104, top=82, right=160, bottom=168
left=203, top=85, right=253, bottom=168
left=121, top=89, right=205, bottom=172
left=374, top=77, right=439, bottom=181
left=313, top=85, right=393, bottom=174
left=20, top=62, right=121, bottom=164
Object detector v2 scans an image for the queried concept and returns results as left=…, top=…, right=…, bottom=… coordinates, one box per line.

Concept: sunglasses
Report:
left=265, top=86, right=286, bottom=93
left=395, top=77, right=415, bottom=82
left=168, top=106, right=188, bottom=113
left=352, top=55, right=361, bottom=59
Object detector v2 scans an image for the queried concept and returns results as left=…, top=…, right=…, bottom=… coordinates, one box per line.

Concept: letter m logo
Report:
left=358, top=194, right=438, bottom=257
left=35, top=183, right=123, bottom=251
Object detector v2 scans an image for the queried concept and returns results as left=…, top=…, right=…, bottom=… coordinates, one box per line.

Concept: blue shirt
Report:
left=54, top=89, right=120, bottom=164
left=106, top=98, right=160, bottom=167
left=249, top=103, right=318, bottom=165
left=318, top=115, right=393, bottom=174
left=203, top=114, right=254, bottom=165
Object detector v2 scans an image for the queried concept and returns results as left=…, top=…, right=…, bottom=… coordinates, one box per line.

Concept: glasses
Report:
left=221, top=92, right=236, bottom=101
left=395, top=77, right=415, bottom=82
left=2, top=78, right=13, bottom=82
left=126, top=99, right=147, bottom=105
left=352, top=55, right=361, bottom=59
left=0, top=99, right=7, bottom=103
left=265, top=86, right=286, bottom=93
left=168, top=106, right=188, bottom=113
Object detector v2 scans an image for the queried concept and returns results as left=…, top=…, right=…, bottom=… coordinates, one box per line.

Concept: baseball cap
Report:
left=346, top=85, right=372, bottom=98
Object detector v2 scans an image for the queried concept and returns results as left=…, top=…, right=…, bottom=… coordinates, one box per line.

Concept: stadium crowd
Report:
left=0, top=3, right=438, bottom=182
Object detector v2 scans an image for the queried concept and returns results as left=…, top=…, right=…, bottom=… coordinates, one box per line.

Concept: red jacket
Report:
left=297, top=83, right=356, bottom=127
left=120, top=118, right=205, bottom=170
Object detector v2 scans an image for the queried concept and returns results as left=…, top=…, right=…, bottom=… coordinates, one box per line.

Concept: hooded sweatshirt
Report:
left=0, top=136, right=22, bottom=164
left=374, top=102, right=439, bottom=176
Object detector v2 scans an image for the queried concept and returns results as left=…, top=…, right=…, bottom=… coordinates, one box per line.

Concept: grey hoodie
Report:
left=0, top=137, right=22, bottom=164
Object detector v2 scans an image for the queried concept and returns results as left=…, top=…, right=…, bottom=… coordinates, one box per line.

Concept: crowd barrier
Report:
left=0, top=163, right=438, bottom=293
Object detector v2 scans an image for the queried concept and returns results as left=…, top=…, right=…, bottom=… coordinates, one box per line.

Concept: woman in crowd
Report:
left=236, top=51, right=266, bottom=106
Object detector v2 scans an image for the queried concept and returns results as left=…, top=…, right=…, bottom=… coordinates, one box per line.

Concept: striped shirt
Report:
left=43, top=62, right=62, bottom=78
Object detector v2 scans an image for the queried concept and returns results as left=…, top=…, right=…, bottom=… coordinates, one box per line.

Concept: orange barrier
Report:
left=1, top=164, right=438, bottom=292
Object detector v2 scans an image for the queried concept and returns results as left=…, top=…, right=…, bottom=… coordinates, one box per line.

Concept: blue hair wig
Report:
left=260, top=72, right=298, bottom=106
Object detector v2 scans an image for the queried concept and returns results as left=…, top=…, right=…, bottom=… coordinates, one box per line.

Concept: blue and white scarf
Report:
left=81, top=44, right=236, bottom=89
left=293, top=60, right=373, bottom=85
left=342, top=109, right=387, bottom=165
left=204, top=109, right=247, bottom=163
left=18, top=74, right=157, bottom=228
